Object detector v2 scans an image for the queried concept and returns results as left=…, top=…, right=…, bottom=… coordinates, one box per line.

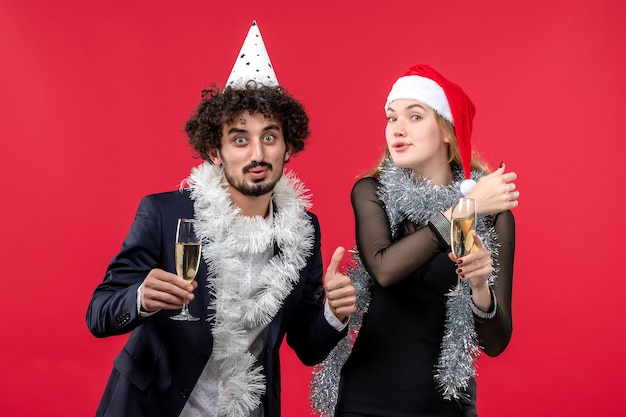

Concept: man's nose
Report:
left=250, top=139, right=265, bottom=162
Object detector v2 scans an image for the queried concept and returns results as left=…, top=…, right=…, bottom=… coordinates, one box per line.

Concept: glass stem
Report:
left=181, top=301, right=190, bottom=316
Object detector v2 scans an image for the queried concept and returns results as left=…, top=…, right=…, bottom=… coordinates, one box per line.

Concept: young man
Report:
left=86, top=21, right=356, bottom=417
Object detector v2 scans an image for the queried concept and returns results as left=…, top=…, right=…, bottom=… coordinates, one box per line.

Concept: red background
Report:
left=1, top=0, right=624, bottom=416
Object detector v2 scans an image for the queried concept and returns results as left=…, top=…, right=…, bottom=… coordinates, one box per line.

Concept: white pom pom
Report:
left=460, top=179, right=476, bottom=196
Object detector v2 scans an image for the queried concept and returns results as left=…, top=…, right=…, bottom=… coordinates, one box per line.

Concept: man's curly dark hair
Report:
left=185, top=83, right=310, bottom=162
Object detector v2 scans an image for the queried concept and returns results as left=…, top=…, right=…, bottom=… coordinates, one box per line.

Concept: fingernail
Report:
left=460, top=274, right=466, bottom=279
left=456, top=259, right=463, bottom=265
left=499, top=161, right=505, bottom=168
left=456, top=268, right=463, bottom=274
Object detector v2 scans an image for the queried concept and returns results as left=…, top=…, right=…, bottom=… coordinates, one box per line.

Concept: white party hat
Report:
left=225, top=21, right=278, bottom=88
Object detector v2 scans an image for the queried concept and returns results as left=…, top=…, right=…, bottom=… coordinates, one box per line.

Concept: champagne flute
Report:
left=449, top=198, right=476, bottom=295
left=171, top=218, right=202, bottom=321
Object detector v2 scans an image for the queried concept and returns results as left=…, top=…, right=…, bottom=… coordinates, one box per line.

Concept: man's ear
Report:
left=284, top=148, right=292, bottom=163
left=209, top=148, right=221, bottom=165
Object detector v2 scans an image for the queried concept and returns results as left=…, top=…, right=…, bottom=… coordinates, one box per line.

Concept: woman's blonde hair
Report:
left=363, top=112, right=489, bottom=178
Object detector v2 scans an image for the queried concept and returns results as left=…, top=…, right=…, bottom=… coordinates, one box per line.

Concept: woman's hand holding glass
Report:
left=448, top=233, right=493, bottom=308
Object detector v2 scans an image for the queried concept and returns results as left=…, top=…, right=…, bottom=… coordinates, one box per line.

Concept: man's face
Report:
left=210, top=112, right=290, bottom=198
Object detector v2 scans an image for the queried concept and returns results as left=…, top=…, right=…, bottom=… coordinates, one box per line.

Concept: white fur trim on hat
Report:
left=384, top=75, right=453, bottom=125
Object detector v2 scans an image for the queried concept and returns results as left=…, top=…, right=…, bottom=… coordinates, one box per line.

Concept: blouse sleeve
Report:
left=351, top=176, right=515, bottom=356
left=475, top=210, right=515, bottom=356
left=351, top=177, right=443, bottom=287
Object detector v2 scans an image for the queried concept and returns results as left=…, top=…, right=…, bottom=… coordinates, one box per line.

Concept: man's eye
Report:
left=234, top=137, right=246, bottom=145
left=263, top=134, right=275, bottom=142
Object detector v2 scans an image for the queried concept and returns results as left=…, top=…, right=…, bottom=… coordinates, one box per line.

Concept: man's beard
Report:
left=223, top=160, right=282, bottom=197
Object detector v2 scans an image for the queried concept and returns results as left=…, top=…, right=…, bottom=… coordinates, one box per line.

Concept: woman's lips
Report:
left=392, top=142, right=411, bottom=152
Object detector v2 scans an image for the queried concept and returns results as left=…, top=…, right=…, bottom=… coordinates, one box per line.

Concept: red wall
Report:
left=1, top=0, right=625, bottom=415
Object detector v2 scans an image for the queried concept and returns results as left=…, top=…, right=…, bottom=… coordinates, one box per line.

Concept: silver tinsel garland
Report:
left=310, top=160, right=499, bottom=415
left=310, top=252, right=373, bottom=417
left=435, top=292, right=480, bottom=400
left=186, top=163, right=314, bottom=417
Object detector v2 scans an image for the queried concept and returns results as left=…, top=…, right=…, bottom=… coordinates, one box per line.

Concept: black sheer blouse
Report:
left=335, top=177, right=515, bottom=417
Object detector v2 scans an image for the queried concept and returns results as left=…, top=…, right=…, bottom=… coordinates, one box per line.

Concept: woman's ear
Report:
left=442, top=128, right=452, bottom=144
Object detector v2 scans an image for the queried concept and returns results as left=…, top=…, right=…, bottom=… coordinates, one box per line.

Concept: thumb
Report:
left=326, top=246, right=346, bottom=281
left=472, top=232, right=485, bottom=249
left=488, top=162, right=505, bottom=178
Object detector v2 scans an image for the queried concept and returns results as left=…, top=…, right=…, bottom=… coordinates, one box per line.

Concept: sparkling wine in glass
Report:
left=449, top=198, right=476, bottom=295
left=171, top=218, right=202, bottom=321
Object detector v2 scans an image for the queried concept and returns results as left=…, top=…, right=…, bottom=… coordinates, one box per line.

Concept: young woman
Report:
left=311, top=64, right=519, bottom=417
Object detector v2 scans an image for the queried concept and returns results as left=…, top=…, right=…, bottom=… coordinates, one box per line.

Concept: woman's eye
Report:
left=387, top=116, right=396, bottom=122
left=411, top=115, right=421, bottom=121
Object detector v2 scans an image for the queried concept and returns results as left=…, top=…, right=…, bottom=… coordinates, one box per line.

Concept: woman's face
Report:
left=385, top=99, right=450, bottom=175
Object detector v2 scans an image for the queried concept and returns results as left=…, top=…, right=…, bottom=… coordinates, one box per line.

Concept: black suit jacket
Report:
left=86, top=190, right=346, bottom=417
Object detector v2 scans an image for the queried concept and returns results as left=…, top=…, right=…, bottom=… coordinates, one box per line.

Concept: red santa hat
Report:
left=385, top=64, right=477, bottom=195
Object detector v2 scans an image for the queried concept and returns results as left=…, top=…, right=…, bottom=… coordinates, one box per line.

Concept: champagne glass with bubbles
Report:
left=171, top=218, right=201, bottom=321
left=449, top=198, right=476, bottom=295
